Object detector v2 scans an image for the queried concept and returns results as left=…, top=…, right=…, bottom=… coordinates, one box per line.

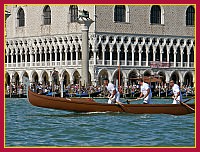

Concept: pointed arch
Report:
left=184, top=71, right=193, bottom=87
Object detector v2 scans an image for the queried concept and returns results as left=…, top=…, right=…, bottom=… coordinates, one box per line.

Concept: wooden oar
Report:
left=115, top=101, right=128, bottom=112
left=176, top=99, right=195, bottom=112
left=183, top=96, right=195, bottom=103
left=126, top=98, right=143, bottom=104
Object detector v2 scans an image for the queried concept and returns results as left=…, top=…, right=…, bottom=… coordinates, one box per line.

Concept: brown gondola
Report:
left=28, top=89, right=195, bottom=115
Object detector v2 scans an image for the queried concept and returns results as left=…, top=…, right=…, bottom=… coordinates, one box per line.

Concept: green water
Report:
left=5, top=98, right=195, bottom=147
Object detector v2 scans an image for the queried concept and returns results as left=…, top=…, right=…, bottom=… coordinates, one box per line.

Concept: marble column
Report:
left=70, top=51, right=73, bottom=65
left=146, top=47, right=149, bottom=66
left=117, top=50, right=120, bottom=66
left=60, top=50, right=63, bottom=66
left=76, top=50, right=78, bottom=65
left=16, top=51, right=18, bottom=67
left=25, top=52, right=27, bottom=67
left=110, top=48, right=113, bottom=66
left=132, top=50, right=135, bottom=66
left=124, top=50, right=127, bottom=66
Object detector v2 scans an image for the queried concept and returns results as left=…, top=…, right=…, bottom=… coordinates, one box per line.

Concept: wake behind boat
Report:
left=28, top=89, right=195, bottom=115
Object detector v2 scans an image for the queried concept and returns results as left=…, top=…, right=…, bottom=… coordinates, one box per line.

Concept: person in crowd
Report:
left=138, top=79, right=152, bottom=104
left=103, top=78, right=121, bottom=104
left=169, top=80, right=182, bottom=104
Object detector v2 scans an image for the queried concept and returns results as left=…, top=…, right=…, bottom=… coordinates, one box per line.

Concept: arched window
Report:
left=70, top=5, right=78, bottom=22
left=114, top=5, right=126, bottom=22
left=43, top=5, right=51, bottom=25
left=17, top=8, right=25, bottom=27
left=150, top=5, right=161, bottom=24
left=186, top=6, right=195, bottom=26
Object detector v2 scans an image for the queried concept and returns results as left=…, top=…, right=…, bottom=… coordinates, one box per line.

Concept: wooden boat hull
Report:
left=28, top=89, right=195, bottom=115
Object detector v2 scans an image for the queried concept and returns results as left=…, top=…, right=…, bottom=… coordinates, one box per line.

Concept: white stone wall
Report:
left=6, top=5, right=95, bottom=38
left=5, top=5, right=195, bottom=87
left=95, top=5, right=194, bottom=37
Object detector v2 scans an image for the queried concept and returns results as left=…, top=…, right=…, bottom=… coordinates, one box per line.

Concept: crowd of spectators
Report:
left=5, top=82, right=195, bottom=98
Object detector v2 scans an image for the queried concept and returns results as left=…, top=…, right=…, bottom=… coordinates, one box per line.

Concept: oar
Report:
left=126, top=98, right=143, bottom=104
left=183, top=96, right=195, bottom=103
left=176, top=99, right=195, bottom=112
left=115, top=101, right=127, bottom=112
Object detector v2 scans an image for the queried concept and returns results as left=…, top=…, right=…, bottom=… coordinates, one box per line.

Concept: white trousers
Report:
left=172, top=95, right=182, bottom=104
left=143, top=93, right=152, bottom=104
left=108, top=92, right=120, bottom=104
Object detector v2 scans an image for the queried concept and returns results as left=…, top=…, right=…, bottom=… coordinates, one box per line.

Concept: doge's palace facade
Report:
left=5, top=5, right=195, bottom=87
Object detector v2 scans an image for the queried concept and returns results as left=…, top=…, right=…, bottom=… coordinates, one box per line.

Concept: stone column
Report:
left=124, top=50, right=127, bottom=66
left=20, top=53, right=23, bottom=67
left=174, top=52, right=176, bottom=67
left=166, top=46, right=170, bottom=63
left=16, top=51, right=18, bottom=67
left=39, top=51, right=42, bottom=66
left=146, top=47, right=149, bottom=66
left=132, top=50, right=135, bottom=66
left=75, top=50, right=78, bottom=65
left=70, top=51, right=73, bottom=65
left=55, top=49, right=58, bottom=66
left=35, top=51, right=38, bottom=66
left=102, top=45, right=106, bottom=65
left=44, top=50, right=47, bottom=66
left=93, top=49, right=97, bottom=65
left=180, top=46, right=184, bottom=67
left=11, top=50, right=14, bottom=64
left=173, top=46, right=177, bottom=68
left=131, top=44, right=136, bottom=66
left=110, top=48, right=113, bottom=66
left=50, top=50, right=52, bottom=66
left=160, top=46, right=164, bottom=63
left=25, top=52, right=27, bottom=67
left=138, top=44, right=143, bottom=66
left=187, top=52, right=190, bottom=68
left=78, top=16, right=94, bottom=85
left=117, top=50, right=120, bottom=66
left=153, top=46, right=156, bottom=62
left=65, top=50, right=68, bottom=66
left=30, top=51, right=34, bottom=67
left=60, top=50, right=63, bottom=66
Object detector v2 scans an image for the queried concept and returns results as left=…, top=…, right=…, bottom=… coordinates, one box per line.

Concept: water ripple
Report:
left=5, top=98, right=195, bottom=147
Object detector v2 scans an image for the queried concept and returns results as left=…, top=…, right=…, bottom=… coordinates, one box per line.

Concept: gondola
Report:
left=28, top=89, right=195, bottom=115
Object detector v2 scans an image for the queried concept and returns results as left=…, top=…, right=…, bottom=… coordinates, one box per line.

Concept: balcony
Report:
left=5, top=60, right=194, bottom=70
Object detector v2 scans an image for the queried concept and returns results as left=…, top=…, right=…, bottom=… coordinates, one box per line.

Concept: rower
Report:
left=103, top=78, right=121, bottom=104
left=137, top=79, right=152, bottom=104
left=169, top=80, right=182, bottom=104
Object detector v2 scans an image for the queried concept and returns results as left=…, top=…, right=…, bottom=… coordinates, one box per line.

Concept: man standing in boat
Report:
left=138, top=79, right=152, bottom=104
left=169, top=80, right=182, bottom=104
left=103, top=78, right=121, bottom=104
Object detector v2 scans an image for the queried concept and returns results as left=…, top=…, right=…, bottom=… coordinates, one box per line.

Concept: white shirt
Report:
left=172, top=84, right=181, bottom=96
left=106, top=83, right=117, bottom=94
left=140, top=82, right=151, bottom=96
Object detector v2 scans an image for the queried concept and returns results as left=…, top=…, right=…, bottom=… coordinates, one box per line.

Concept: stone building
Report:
left=5, top=5, right=195, bottom=88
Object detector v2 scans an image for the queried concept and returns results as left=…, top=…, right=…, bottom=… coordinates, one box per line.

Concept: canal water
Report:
left=5, top=98, right=195, bottom=147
